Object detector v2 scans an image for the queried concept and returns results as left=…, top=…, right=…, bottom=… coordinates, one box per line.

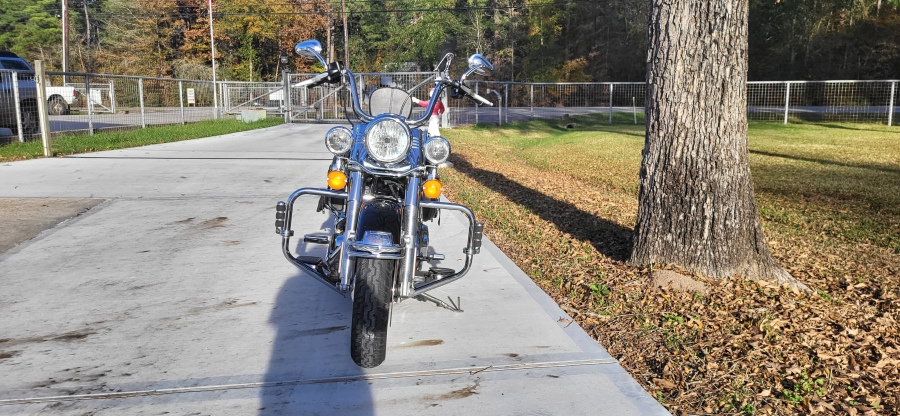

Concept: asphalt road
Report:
left=0, top=123, right=668, bottom=415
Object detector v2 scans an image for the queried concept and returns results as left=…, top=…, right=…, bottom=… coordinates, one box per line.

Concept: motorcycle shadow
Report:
left=450, top=155, right=633, bottom=261
left=259, top=219, right=375, bottom=415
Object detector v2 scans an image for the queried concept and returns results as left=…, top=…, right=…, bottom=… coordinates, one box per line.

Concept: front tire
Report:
left=12, top=102, right=39, bottom=136
left=350, top=258, right=394, bottom=368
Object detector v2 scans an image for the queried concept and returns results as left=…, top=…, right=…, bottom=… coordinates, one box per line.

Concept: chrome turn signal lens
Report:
left=422, top=179, right=443, bottom=199
left=327, top=170, right=347, bottom=190
left=424, top=137, right=451, bottom=165
left=325, top=126, right=353, bottom=155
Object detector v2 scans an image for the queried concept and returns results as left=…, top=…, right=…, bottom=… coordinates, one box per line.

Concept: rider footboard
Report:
left=411, top=200, right=483, bottom=296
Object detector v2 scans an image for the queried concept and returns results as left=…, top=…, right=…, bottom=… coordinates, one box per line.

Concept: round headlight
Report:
left=424, top=137, right=451, bottom=165
left=325, top=126, right=353, bottom=155
left=364, top=118, right=410, bottom=163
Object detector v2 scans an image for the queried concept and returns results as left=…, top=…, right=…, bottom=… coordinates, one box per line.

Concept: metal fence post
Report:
left=34, top=61, right=52, bottom=155
left=888, top=81, right=896, bottom=127
left=633, top=96, right=637, bottom=125
left=609, top=83, right=614, bottom=124
left=497, top=90, right=502, bottom=126
left=178, top=80, right=185, bottom=125
left=109, top=80, right=116, bottom=113
left=138, top=78, right=146, bottom=128
left=85, top=75, right=94, bottom=135
left=288, top=74, right=296, bottom=122
left=783, top=81, right=791, bottom=124
left=283, top=71, right=290, bottom=123
left=221, top=83, right=228, bottom=115
left=11, top=72, right=24, bottom=143
left=475, top=82, right=479, bottom=125
left=504, top=84, right=509, bottom=124
left=530, top=84, right=534, bottom=120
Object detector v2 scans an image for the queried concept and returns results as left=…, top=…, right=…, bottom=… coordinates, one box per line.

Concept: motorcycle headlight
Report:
left=325, top=126, right=353, bottom=155
left=424, top=137, right=451, bottom=165
left=364, top=118, right=410, bottom=163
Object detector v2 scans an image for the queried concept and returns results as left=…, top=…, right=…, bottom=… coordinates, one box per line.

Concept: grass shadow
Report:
left=750, top=149, right=900, bottom=175
left=451, top=154, right=633, bottom=261
left=472, top=113, right=646, bottom=139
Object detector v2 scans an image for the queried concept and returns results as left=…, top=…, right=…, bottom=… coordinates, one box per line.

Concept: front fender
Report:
left=356, top=198, right=403, bottom=246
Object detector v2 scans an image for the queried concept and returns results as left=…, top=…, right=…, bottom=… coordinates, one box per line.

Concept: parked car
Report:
left=0, top=51, right=38, bottom=135
left=0, top=51, right=79, bottom=116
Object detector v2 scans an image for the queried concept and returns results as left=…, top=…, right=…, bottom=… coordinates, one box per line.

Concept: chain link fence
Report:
left=282, top=74, right=898, bottom=128
left=747, top=80, right=899, bottom=124
left=447, top=81, right=648, bottom=127
left=3, top=65, right=898, bottom=145
left=1, top=69, right=37, bottom=143
left=2, top=69, right=218, bottom=144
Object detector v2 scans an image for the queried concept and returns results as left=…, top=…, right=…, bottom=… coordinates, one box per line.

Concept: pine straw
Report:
left=441, top=125, right=900, bottom=416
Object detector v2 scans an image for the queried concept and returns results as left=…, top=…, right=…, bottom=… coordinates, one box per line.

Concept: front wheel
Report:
left=48, top=97, right=69, bottom=116
left=12, top=103, right=39, bottom=136
left=350, top=258, right=394, bottom=368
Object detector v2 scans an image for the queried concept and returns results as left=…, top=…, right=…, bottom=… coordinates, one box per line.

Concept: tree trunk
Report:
left=631, top=0, right=807, bottom=290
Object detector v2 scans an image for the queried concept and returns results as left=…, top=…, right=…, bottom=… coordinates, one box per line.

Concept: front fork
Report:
left=340, top=173, right=420, bottom=296
left=337, top=171, right=365, bottom=292
left=399, top=176, right=422, bottom=298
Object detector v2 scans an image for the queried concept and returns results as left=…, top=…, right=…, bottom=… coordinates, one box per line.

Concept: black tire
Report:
left=350, top=258, right=394, bottom=368
left=48, top=97, right=68, bottom=116
left=12, top=103, right=39, bottom=136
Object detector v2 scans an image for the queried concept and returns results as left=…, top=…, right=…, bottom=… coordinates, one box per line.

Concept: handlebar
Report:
left=302, top=66, right=494, bottom=126
left=453, top=81, right=493, bottom=107
left=296, top=71, right=329, bottom=88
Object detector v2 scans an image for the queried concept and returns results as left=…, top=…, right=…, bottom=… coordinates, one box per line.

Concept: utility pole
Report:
left=62, top=0, right=68, bottom=83
left=208, top=0, right=218, bottom=118
left=341, top=0, right=349, bottom=66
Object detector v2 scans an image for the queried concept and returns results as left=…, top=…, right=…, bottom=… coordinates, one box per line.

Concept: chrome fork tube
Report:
left=339, top=171, right=365, bottom=292
left=399, top=176, right=422, bottom=298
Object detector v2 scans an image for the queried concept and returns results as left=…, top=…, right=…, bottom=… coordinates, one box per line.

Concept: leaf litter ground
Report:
left=441, top=116, right=900, bottom=416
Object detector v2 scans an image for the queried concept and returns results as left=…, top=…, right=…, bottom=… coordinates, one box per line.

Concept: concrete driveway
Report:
left=0, top=123, right=667, bottom=415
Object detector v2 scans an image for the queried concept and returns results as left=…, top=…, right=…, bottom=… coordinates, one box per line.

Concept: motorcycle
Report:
left=275, top=39, right=494, bottom=368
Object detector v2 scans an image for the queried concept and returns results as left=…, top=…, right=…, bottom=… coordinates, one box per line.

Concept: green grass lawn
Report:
left=446, top=116, right=900, bottom=253
left=0, top=118, right=284, bottom=162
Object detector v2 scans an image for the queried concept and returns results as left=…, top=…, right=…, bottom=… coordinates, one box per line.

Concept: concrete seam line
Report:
left=0, top=359, right=617, bottom=405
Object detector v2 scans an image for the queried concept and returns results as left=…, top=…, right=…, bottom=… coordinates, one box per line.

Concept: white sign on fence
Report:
left=186, top=88, right=195, bottom=106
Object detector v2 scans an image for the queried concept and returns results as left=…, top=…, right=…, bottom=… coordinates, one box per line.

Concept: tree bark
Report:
left=631, top=0, right=807, bottom=290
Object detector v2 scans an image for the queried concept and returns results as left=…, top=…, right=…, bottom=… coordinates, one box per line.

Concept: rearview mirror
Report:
left=294, top=40, right=327, bottom=68
left=461, top=54, right=494, bottom=82
left=467, top=54, right=494, bottom=73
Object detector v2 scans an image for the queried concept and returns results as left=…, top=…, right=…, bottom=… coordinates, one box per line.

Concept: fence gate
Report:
left=220, top=81, right=285, bottom=117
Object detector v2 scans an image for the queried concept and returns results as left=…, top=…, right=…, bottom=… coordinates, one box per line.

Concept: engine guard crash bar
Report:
left=279, top=187, right=348, bottom=295
left=278, top=188, right=483, bottom=298
left=410, top=200, right=480, bottom=297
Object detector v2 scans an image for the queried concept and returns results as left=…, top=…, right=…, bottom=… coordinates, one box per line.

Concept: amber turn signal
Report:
left=327, top=170, right=347, bottom=190
left=422, top=179, right=443, bottom=199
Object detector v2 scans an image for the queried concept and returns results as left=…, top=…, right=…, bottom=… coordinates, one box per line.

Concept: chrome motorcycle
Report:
left=275, top=40, right=494, bottom=368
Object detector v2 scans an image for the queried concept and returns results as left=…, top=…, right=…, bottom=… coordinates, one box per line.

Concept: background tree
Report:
left=631, top=0, right=808, bottom=289
left=1, top=0, right=898, bottom=81
left=0, top=0, right=61, bottom=65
